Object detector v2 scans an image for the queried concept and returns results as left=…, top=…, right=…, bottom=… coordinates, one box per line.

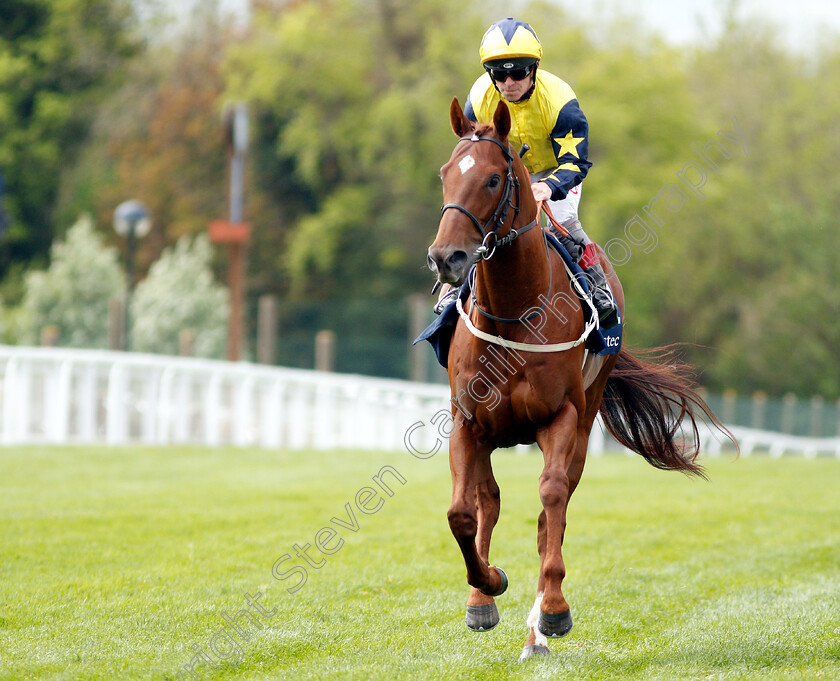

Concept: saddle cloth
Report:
left=413, top=234, right=622, bottom=369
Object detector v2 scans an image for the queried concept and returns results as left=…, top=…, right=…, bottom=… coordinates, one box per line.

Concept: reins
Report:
left=536, top=200, right=570, bottom=238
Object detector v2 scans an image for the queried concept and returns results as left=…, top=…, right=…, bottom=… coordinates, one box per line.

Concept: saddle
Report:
left=414, top=235, right=622, bottom=369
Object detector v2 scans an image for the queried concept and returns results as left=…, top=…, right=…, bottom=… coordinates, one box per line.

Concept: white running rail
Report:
left=0, top=346, right=835, bottom=457
left=0, top=346, right=447, bottom=452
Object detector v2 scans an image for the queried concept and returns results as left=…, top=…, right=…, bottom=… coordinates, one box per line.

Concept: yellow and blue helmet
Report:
left=479, top=18, right=542, bottom=65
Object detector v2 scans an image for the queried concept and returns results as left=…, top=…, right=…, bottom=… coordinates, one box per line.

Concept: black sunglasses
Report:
left=486, top=64, right=533, bottom=82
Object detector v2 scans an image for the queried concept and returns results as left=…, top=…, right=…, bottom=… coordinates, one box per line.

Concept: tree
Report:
left=663, top=15, right=840, bottom=397
left=11, top=0, right=835, bottom=396
left=57, top=6, right=235, bottom=270
left=223, top=0, right=488, bottom=300
left=18, top=214, right=124, bottom=347
left=0, top=0, right=138, bottom=290
left=131, top=234, right=228, bottom=358
left=57, top=4, right=286, bottom=334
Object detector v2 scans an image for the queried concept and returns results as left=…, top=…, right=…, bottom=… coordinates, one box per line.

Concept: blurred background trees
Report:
left=17, top=214, right=123, bottom=348
left=0, top=0, right=139, bottom=295
left=131, top=234, right=228, bottom=358
left=1, top=0, right=839, bottom=398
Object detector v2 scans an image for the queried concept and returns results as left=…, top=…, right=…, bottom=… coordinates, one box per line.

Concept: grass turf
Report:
left=0, top=445, right=838, bottom=680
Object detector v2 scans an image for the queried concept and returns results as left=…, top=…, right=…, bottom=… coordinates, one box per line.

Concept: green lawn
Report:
left=1, top=445, right=838, bottom=680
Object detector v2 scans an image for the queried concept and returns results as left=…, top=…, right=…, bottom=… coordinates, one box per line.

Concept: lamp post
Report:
left=113, top=200, right=151, bottom=351
left=209, top=102, right=250, bottom=361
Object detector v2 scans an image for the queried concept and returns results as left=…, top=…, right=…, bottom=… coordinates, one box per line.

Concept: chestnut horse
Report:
left=427, top=98, right=733, bottom=661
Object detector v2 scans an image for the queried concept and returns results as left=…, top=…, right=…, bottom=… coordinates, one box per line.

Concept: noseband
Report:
left=440, top=134, right=537, bottom=260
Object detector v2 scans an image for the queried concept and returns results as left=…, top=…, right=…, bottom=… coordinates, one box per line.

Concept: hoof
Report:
left=465, top=603, right=499, bottom=631
left=538, top=609, right=573, bottom=638
left=518, top=644, right=550, bottom=662
left=480, top=566, right=508, bottom=598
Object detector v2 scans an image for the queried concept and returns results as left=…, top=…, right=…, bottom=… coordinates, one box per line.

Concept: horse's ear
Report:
left=450, top=97, right=474, bottom=138
left=493, top=100, right=511, bottom=140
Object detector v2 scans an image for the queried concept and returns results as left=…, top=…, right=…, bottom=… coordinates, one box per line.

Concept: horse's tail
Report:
left=598, top=346, right=736, bottom=478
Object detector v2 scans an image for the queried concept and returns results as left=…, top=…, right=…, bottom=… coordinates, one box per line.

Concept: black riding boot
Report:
left=552, top=218, right=619, bottom=328
left=582, top=261, right=619, bottom=328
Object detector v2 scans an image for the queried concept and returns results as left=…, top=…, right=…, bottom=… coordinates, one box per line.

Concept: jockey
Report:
left=436, top=17, right=618, bottom=328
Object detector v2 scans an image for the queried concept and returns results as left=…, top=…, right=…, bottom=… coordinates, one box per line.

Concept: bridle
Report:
left=440, top=133, right=538, bottom=261
left=439, top=132, right=549, bottom=325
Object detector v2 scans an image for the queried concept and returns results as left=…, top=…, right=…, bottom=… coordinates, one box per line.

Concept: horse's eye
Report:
left=487, top=174, right=501, bottom=190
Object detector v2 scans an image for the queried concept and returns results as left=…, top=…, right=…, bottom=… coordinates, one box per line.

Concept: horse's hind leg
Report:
left=522, top=429, right=586, bottom=658
left=465, top=455, right=502, bottom=630
left=519, top=509, right=551, bottom=660
left=521, top=377, right=613, bottom=659
left=534, top=398, right=582, bottom=638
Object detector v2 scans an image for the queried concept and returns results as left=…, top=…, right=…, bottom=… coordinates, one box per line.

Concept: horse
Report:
left=426, top=97, right=735, bottom=661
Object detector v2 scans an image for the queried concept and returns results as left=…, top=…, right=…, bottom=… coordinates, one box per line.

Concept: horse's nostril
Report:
left=447, top=250, right=468, bottom=269
left=427, top=254, right=438, bottom=272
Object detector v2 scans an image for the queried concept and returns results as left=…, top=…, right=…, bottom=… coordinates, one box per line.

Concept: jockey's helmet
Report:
left=479, top=18, right=542, bottom=66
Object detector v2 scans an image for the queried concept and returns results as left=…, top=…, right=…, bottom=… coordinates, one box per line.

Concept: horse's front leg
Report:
left=447, top=422, right=507, bottom=611
left=464, top=455, right=503, bottom=630
left=533, top=397, right=581, bottom=639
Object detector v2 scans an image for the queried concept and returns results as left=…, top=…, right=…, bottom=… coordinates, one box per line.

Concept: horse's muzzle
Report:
left=427, top=245, right=470, bottom=285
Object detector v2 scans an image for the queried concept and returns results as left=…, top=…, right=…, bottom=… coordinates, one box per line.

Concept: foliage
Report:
left=651, top=21, right=840, bottom=397
left=0, top=0, right=138, bottom=287
left=56, top=6, right=240, bottom=279
left=131, top=233, right=228, bottom=358
left=4, top=0, right=840, bottom=397
left=18, top=214, right=124, bottom=347
left=56, top=2, right=288, bottom=317
left=224, top=0, right=491, bottom=299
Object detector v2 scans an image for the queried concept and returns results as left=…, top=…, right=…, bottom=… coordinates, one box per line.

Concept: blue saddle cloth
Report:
left=413, top=233, right=622, bottom=369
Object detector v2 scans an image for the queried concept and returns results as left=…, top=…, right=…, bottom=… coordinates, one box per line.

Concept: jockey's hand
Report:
left=531, top=182, right=552, bottom=202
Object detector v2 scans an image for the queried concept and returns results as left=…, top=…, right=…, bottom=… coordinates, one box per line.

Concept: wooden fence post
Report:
left=315, top=330, right=336, bottom=372
left=408, top=294, right=429, bottom=383
left=257, top=294, right=278, bottom=365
